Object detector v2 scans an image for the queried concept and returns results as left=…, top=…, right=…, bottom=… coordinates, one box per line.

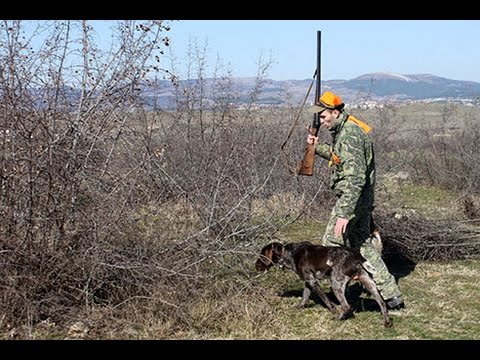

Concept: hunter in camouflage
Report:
left=308, top=91, right=404, bottom=310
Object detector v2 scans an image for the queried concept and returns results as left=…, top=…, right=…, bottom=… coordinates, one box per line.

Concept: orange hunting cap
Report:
left=309, top=91, right=345, bottom=113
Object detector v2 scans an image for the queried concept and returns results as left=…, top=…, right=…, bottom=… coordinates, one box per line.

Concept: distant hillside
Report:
left=330, top=72, right=480, bottom=103
left=142, top=72, right=480, bottom=108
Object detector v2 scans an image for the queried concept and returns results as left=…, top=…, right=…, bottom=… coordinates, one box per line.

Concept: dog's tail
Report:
left=361, top=260, right=377, bottom=275
left=371, top=229, right=383, bottom=254
left=370, top=215, right=383, bottom=254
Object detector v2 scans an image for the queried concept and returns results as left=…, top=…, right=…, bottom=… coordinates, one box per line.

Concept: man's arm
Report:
left=315, top=143, right=331, bottom=160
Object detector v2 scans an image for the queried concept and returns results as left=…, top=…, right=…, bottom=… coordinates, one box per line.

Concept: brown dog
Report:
left=255, top=241, right=393, bottom=328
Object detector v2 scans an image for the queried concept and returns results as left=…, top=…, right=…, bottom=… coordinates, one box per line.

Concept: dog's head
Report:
left=255, top=242, right=285, bottom=272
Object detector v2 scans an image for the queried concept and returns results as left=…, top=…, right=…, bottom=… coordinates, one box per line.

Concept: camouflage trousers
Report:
left=321, top=195, right=402, bottom=300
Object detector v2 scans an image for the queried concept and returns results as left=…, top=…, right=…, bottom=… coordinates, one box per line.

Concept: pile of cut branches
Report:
left=375, top=211, right=480, bottom=262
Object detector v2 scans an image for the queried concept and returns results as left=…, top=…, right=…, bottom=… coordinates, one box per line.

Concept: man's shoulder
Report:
left=341, top=119, right=368, bottom=139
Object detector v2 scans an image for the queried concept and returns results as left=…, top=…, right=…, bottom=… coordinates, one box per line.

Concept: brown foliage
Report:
left=0, top=21, right=330, bottom=337
left=376, top=210, right=480, bottom=262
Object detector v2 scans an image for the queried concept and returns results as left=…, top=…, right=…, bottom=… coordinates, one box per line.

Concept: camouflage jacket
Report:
left=315, top=111, right=375, bottom=220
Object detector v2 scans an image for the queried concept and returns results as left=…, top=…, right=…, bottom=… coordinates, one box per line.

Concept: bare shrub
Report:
left=376, top=210, right=480, bottom=262
left=0, top=20, right=177, bottom=331
left=462, top=195, right=480, bottom=220
left=373, top=103, right=480, bottom=194
left=0, top=21, right=331, bottom=337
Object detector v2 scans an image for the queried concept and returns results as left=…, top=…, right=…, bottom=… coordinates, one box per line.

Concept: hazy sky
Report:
left=21, top=20, right=480, bottom=83
left=162, top=20, right=480, bottom=82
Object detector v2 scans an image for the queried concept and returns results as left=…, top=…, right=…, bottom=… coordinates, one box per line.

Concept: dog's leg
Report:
left=357, top=270, right=393, bottom=328
left=330, top=272, right=354, bottom=321
left=305, top=277, right=337, bottom=314
left=296, top=282, right=312, bottom=308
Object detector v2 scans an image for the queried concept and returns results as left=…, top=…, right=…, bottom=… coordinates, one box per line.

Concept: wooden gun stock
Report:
left=297, top=126, right=318, bottom=176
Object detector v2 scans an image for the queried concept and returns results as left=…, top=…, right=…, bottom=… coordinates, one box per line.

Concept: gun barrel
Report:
left=316, top=30, right=321, bottom=103
left=297, top=30, right=322, bottom=176
left=312, top=30, right=321, bottom=137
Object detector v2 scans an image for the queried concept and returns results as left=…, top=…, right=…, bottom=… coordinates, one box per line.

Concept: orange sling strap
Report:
left=347, top=115, right=372, bottom=134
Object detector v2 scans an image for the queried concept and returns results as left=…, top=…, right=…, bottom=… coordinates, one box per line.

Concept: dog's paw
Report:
left=295, top=302, right=307, bottom=309
left=327, top=305, right=337, bottom=314
left=384, top=318, right=394, bottom=328
left=338, top=310, right=354, bottom=321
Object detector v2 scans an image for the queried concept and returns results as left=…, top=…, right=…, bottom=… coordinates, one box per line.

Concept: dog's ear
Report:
left=255, top=242, right=283, bottom=272
left=255, top=243, right=274, bottom=272
left=270, top=242, right=284, bottom=263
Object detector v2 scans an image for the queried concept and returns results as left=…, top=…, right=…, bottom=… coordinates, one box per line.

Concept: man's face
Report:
left=319, top=109, right=339, bottom=129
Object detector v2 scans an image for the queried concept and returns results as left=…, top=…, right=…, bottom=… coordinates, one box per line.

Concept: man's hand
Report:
left=334, top=217, right=349, bottom=238
left=307, top=134, right=319, bottom=145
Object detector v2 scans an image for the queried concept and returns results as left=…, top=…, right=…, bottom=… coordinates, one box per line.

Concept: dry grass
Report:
left=173, top=259, right=480, bottom=340
left=93, top=258, right=477, bottom=340
left=6, top=258, right=480, bottom=339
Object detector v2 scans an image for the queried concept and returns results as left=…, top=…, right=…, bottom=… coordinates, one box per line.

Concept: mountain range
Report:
left=146, top=72, right=480, bottom=108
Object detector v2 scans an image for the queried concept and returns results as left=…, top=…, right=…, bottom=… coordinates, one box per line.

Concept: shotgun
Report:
left=297, top=30, right=321, bottom=176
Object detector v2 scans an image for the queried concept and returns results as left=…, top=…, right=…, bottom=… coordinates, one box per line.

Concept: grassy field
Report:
left=157, top=250, right=480, bottom=340
left=160, top=180, right=480, bottom=340
left=242, top=258, right=480, bottom=340
left=79, top=104, right=480, bottom=339
left=243, top=182, right=479, bottom=340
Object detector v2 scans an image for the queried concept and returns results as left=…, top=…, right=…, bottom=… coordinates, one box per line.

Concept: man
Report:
left=307, top=91, right=404, bottom=310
